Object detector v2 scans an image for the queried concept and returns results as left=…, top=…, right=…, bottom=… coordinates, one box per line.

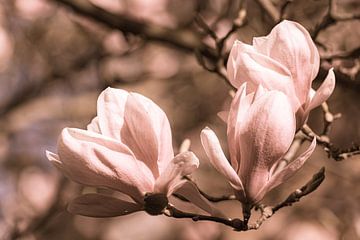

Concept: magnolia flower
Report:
left=201, top=84, right=316, bottom=204
left=46, top=88, right=202, bottom=217
left=227, top=20, right=335, bottom=128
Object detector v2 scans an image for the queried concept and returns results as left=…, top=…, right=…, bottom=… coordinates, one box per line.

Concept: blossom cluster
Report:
left=46, top=21, right=335, bottom=218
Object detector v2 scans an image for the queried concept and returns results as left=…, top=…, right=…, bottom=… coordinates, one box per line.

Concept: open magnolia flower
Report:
left=227, top=20, right=335, bottom=128
left=46, top=88, right=205, bottom=217
left=201, top=84, right=316, bottom=204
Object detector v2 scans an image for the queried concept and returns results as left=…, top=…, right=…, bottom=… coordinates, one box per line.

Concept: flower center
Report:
left=144, top=193, right=168, bottom=215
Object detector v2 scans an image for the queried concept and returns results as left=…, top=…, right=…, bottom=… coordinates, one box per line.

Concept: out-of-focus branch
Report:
left=321, top=47, right=360, bottom=61
left=194, top=6, right=247, bottom=89
left=302, top=102, right=360, bottom=161
left=312, top=0, right=360, bottom=39
left=254, top=0, right=280, bottom=23
left=52, top=0, right=249, bottom=89
left=52, top=0, right=217, bottom=61
left=9, top=177, right=68, bottom=239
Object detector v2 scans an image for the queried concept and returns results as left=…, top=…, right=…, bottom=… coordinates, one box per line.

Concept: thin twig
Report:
left=164, top=204, right=245, bottom=231
left=248, top=167, right=325, bottom=230
left=272, top=167, right=325, bottom=212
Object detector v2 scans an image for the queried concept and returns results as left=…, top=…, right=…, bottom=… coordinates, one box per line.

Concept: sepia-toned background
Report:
left=0, top=0, right=359, bottom=239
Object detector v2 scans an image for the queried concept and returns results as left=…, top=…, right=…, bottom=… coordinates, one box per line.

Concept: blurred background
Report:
left=0, top=0, right=359, bottom=239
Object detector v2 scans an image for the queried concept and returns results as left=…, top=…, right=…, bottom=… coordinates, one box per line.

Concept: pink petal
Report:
left=57, top=128, right=155, bottom=203
left=97, top=87, right=129, bottom=140
left=200, top=127, right=244, bottom=190
left=122, top=93, right=174, bottom=178
left=97, top=88, right=174, bottom=177
left=253, top=20, right=320, bottom=105
left=121, top=93, right=160, bottom=177
left=174, top=181, right=225, bottom=217
left=238, top=91, right=296, bottom=201
left=153, top=151, right=199, bottom=196
left=68, top=193, right=142, bottom=217
left=227, top=40, right=294, bottom=94
left=255, top=137, right=317, bottom=202
left=306, top=68, right=336, bottom=112
left=87, top=117, right=101, bottom=133
left=227, top=83, right=249, bottom=171
left=45, top=151, right=63, bottom=170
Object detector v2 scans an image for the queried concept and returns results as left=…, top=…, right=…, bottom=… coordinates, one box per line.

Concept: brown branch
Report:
left=171, top=167, right=325, bottom=231
left=301, top=102, right=360, bottom=161
left=52, top=0, right=217, bottom=61
left=254, top=0, right=280, bottom=23
left=165, top=204, right=245, bottom=231
left=248, top=167, right=325, bottom=230
left=272, top=167, right=325, bottom=212
left=312, top=0, right=360, bottom=40
left=321, top=47, right=360, bottom=61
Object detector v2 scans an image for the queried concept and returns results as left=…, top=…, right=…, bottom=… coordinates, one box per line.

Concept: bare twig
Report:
left=248, top=167, right=325, bottom=230
left=165, top=204, right=245, bottom=231
left=272, top=167, right=325, bottom=212
left=171, top=167, right=325, bottom=231
left=300, top=101, right=359, bottom=161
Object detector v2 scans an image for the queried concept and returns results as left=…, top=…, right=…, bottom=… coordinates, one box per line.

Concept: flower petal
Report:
left=306, top=68, right=336, bottom=112
left=121, top=93, right=160, bottom=177
left=227, top=83, right=248, bottom=171
left=253, top=20, right=320, bottom=104
left=255, top=137, right=316, bottom=202
left=200, top=127, right=244, bottom=190
left=174, top=181, right=225, bottom=217
left=97, top=87, right=128, bottom=140
left=68, top=194, right=142, bottom=217
left=121, top=93, right=174, bottom=178
left=45, top=151, right=63, bottom=170
left=87, top=117, right=101, bottom=133
left=153, top=151, right=199, bottom=196
left=57, top=128, right=155, bottom=202
left=238, top=91, right=296, bottom=202
left=227, top=40, right=294, bottom=93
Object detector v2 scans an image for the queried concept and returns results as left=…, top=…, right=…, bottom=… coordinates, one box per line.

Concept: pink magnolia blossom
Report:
left=46, top=88, right=204, bottom=217
left=201, top=84, right=316, bottom=204
left=227, top=20, right=335, bottom=128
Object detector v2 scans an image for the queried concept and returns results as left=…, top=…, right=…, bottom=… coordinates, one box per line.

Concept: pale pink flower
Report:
left=227, top=20, right=335, bottom=128
left=201, top=84, right=316, bottom=204
left=46, top=88, right=203, bottom=217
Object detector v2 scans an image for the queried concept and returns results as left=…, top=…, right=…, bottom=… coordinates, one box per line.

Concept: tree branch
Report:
left=52, top=0, right=218, bottom=61
left=165, top=204, right=245, bottom=231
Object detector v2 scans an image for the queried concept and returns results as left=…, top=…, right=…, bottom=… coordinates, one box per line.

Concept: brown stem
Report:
left=165, top=204, right=245, bottom=231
